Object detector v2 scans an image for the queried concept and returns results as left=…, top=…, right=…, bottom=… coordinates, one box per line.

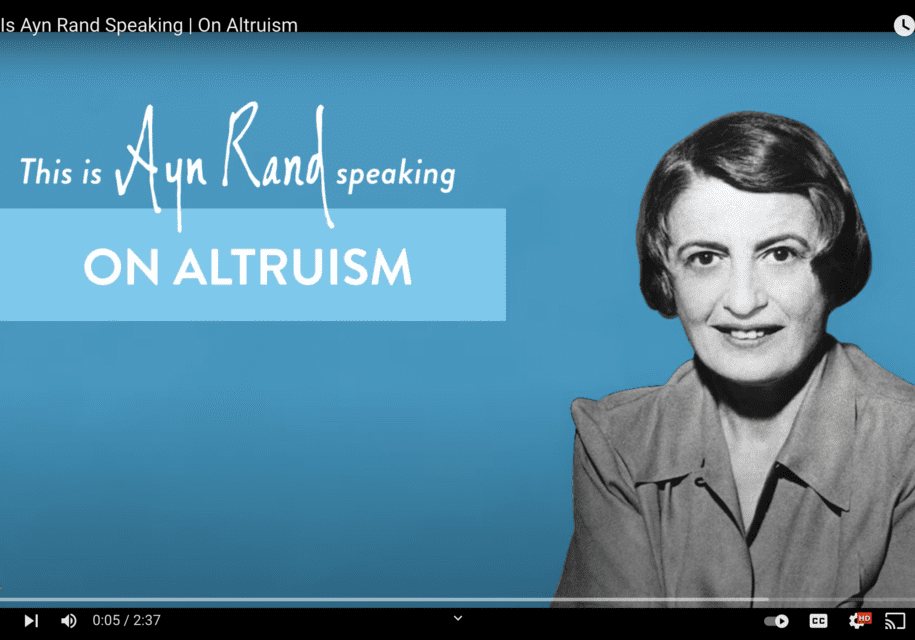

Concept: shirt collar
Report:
left=629, top=335, right=856, bottom=512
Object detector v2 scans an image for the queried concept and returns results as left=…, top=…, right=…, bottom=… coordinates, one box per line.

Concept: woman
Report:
left=554, top=112, right=915, bottom=608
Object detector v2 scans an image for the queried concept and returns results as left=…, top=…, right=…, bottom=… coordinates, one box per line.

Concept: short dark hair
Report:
left=636, top=111, right=871, bottom=318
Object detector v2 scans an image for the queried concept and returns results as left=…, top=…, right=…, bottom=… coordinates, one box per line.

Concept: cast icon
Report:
left=885, top=612, right=906, bottom=629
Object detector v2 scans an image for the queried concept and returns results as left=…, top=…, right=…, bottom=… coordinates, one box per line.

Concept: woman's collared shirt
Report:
left=553, top=338, right=915, bottom=608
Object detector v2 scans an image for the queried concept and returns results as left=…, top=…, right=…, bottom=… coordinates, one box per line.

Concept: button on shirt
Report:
left=553, top=337, right=915, bottom=608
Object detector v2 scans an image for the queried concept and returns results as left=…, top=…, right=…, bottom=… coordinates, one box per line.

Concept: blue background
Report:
left=0, top=33, right=913, bottom=604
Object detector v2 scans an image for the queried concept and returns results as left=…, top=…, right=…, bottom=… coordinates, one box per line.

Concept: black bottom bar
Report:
left=2, top=606, right=912, bottom=634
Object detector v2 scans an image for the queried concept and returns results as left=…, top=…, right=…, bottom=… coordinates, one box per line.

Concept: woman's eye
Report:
left=769, top=247, right=797, bottom=262
left=688, top=251, right=718, bottom=266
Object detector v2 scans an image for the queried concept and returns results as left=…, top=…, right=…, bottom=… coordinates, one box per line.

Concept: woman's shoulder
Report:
left=833, top=342, right=915, bottom=515
left=825, top=340, right=915, bottom=470
left=569, top=359, right=701, bottom=462
left=841, top=344, right=915, bottom=470
left=571, top=358, right=696, bottom=421
left=570, top=386, right=662, bottom=424
left=838, top=341, right=915, bottom=408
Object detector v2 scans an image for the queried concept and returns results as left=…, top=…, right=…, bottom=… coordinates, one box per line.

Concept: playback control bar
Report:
left=4, top=607, right=915, bottom=633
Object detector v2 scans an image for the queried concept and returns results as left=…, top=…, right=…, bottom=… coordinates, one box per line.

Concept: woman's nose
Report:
left=724, top=263, right=767, bottom=316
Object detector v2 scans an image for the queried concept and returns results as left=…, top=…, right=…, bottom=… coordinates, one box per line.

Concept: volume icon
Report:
left=61, top=613, right=77, bottom=628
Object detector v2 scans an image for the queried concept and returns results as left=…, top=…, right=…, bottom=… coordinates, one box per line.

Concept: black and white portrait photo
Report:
left=553, top=112, right=915, bottom=608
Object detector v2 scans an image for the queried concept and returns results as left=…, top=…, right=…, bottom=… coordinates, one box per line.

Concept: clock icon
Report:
left=895, top=15, right=914, bottom=36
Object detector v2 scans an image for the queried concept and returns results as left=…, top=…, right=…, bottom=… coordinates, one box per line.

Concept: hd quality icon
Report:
left=850, top=612, right=872, bottom=629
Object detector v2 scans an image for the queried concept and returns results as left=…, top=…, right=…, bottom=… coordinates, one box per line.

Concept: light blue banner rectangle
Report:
left=0, top=208, right=506, bottom=320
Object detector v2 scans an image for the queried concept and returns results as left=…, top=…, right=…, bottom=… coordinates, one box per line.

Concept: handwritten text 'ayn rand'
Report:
left=115, top=103, right=330, bottom=232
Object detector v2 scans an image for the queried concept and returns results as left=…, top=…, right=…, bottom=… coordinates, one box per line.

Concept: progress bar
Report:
left=0, top=597, right=764, bottom=602
left=3, top=597, right=915, bottom=602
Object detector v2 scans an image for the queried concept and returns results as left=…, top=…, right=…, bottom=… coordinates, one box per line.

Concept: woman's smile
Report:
left=717, top=325, right=784, bottom=348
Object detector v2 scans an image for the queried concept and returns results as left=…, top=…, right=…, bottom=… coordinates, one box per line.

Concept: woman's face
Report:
left=665, top=177, right=829, bottom=387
